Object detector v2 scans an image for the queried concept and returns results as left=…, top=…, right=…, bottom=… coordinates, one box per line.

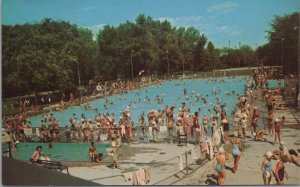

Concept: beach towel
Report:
left=123, top=172, right=133, bottom=182
left=182, top=118, right=192, bottom=137
left=136, top=169, right=146, bottom=185
left=206, top=138, right=214, bottom=160
left=132, top=172, right=138, bottom=185
left=144, top=168, right=150, bottom=184
left=200, top=142, right=208, bottom=159
left=200, top=142, right=208, bottom=153
left=178, top=155, right=184, bottom=171
left=185, top=125, right=192, bottom=137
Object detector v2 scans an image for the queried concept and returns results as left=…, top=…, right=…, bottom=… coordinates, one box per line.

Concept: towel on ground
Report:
left=178, top=155, right=184, bottom=171
left=136, top=169, right=146, bottom=185
left=132, top=168, right=150, bottom=185
left=132, top=172, right=138, bottom=185
left=123, top=172, right=133, bottom=182
left=144, top=168, right=150, bottom=184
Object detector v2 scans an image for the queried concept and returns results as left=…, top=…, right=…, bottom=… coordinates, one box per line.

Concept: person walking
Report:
left=231, top=131, right=242, bottom=173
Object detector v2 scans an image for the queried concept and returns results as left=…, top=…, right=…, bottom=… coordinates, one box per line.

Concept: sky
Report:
left=2, top=0, right=299, bottom=48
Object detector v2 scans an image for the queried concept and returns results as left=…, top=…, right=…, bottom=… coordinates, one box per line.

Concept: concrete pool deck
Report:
left=175, top=102, right=300, bottom=185
left=64, top=98, right=300, bottom=185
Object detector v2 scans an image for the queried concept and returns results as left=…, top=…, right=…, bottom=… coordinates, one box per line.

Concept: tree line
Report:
left=2, top=13, right=298, bottom=98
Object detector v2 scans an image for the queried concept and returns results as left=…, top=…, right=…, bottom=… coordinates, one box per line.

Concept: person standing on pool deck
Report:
left=267, top=110, right=274, bottom=136
left=274, top=154, right=289, bottom=185
left=211, top=116, right=218, bottom=137
left=261, top=151, right=273, bottom=185
left=202, top=114, right=208, bottom=136
left=139, top=114, right=146, bottom=136
left=221, top=118, right=230, bottom=142
left=241, top=116, right=248, bottom=140
left=251, top=107, right=259, bottom=137
left=274, top=118, right=282, bottom=145
left=167, top=118, right=174, bottom=144
left=193, top=112, right=200, bottom=144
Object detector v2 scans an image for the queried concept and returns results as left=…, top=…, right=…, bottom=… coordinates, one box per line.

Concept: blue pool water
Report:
left=11, top=142, right=110, bottom=161
left=267, top=79, right=285, bottom=89
left=29, top=77, right=249, bottom=127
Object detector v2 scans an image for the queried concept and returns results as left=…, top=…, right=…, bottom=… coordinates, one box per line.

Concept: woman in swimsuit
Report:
left=215, top=147, right=226, bottom=185
left=221, top=118, right=230, bottom=141
left=231, top=131, right=242, bottom=173
left=274, top=118, right=282, bottom=145
left=274, top=155, right=289, bottom=185
left=261, top=151, right=273, bottom=185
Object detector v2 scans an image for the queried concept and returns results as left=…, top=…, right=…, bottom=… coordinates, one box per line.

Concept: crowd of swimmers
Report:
left=3, top=68, right=299, bottom=185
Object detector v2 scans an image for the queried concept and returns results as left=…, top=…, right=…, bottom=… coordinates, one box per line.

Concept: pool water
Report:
left=11, top=142, right=110, bottom=161
left=29, top=77, right=249, bottom=127
left=267, top=79, right=285, bottom=89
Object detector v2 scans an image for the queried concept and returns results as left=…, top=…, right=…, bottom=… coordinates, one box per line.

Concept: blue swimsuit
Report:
left=232, top=144, right=241, bottom=156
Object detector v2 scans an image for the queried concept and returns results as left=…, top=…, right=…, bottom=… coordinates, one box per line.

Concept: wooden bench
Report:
left=30, top=159, right=69, bottom=174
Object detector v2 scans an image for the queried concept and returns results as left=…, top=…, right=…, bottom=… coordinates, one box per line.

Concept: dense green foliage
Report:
left=2, top=19, right=97, bottom=97
left=257, top=12, right=299, bottom=74
left=2, top=13, right=298, bottom=98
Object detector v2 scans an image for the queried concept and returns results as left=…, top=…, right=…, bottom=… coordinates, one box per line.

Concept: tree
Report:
left=2, top=19, right=97, bottom=97
left=265, top=12, right=299, bottom=74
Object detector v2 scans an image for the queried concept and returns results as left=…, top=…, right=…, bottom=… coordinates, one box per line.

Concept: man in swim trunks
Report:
left=193, top=112, right=200, bottom=144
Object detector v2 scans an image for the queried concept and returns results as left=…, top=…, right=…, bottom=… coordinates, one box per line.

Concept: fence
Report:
left=12, top=124, right=201, bottom=144
left=86, top=142, right=210, bottom=185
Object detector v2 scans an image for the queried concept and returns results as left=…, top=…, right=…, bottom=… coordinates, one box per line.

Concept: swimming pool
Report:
left=267, top=79, right=285, bottom=89
left=11, top=142, right=110, bottom=161
left=29, top=76, right=249, bottom=127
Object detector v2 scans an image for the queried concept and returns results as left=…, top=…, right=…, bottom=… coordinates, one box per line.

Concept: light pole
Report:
left=76, top=57, right=82, bottom=97
left=77, top=60, right=81, bottom=87
left=294, top=24, right=300, bottom=108
left=255, top=43, right=258, bottom=66
left=166, top=50, right=169, bottom=77
left=182, top=61, right=185, bottom=77
left=281, top=37, right=284, bottom=67
left=238, top=41, right=241, bottom=67
left=131, top=50, right=134, bottom=82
